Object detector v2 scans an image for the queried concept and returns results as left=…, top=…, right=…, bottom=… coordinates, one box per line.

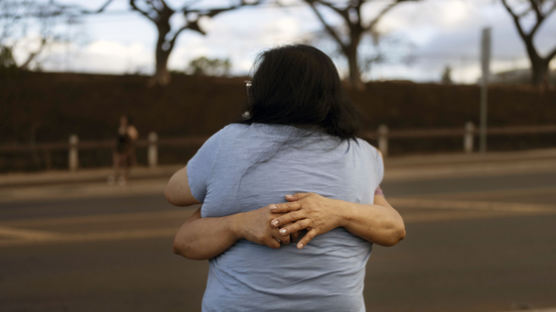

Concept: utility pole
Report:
left=479, top=27, right=491, bottom=153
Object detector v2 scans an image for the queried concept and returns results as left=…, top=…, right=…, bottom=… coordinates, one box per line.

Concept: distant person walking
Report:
left=109, top=115, right=138, bottom=186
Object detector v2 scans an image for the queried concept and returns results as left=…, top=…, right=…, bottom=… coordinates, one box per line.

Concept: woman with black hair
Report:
left=165, top=45, right=405, bottom=311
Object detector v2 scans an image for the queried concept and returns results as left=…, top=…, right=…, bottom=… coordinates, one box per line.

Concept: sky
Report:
left=9, top=0, right=556, bottom=83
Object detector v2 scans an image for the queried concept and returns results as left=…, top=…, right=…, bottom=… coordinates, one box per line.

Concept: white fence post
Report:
left=148, top=132, right=158, bottom=168
left=69, top=134, right=79, bottom=172
left=378, top=124, right=389, bottom=157
left=464, top=122, right=475, bottom=154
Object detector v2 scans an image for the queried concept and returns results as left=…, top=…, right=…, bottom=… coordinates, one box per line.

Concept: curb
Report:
left=1, top=148, right=555, bottom=187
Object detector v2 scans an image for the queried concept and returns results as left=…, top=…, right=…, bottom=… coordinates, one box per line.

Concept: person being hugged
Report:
left=165, top=44, right=405, bottom=312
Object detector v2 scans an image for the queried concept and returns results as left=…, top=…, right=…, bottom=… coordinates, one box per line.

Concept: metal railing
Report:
left=1, top=123, right=555, bottom=171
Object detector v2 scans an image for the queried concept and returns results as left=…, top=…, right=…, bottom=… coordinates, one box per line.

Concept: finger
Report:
left=278, top=219, right=311, bottom=236
left=297, top=229, right=318, bottom=249
left=281, top=235, right=291, bottom=244
left=266, top=238, right=280, bottom=249
left=271, top=210, right=305, bottom=228
left=285, top=193, right=312, bottom=202
left=270, top=201, right=301, bottom=214
left=272, top=230, right=291, bottom=245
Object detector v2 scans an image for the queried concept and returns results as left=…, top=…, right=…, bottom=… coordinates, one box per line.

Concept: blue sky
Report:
left=11, top=0, right=556, bottom=83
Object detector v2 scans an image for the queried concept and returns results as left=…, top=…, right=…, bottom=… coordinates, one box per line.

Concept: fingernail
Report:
left=271, top=219, right=279, bottom=227
left=285, top=194, right=293, bottom=198
left=279, top=228, right=287, bottom=234
left=297, top=243, right=303, bottom=249
left=269, top=204, right=277, bottom=209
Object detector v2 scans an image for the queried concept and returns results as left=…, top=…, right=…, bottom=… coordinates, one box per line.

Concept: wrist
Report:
left=331, top=198, right=352, bottom=227
left=335, top=199, right=356, bottom=228
left=228, top=213, right=245, bottom=240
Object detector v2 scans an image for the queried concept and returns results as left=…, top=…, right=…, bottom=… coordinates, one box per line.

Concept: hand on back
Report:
left=270, top=193, right=343, bottom=249
left=239, top=193, right=342, bottom=250
left=235, top=205, right=293, bottom=249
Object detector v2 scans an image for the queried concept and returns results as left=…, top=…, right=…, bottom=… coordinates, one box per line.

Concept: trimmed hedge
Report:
left=1, top=71, right=555, bottom=171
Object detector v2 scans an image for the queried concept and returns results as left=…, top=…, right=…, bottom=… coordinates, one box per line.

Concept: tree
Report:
left=303, top=0, right=417, bottom=89
left=129, top=0, right=259, bottom=86
left=0, top=0, right=112, bottom=70
left=187, top=56, right=231, bottom=76
left=441, top=65, right=453, bottom=84
left=0, top=46, right=16, bottom=68
left=501, top=0, right=556, bottom=86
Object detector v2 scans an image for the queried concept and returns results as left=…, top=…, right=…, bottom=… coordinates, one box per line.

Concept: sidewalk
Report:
left=0, top=165, right=181, bottom=203
left=1, top=148, right=555, bottom=188
left=384, top=148, right=556, bottom=180
left=0, top=165, right=181, bottom=188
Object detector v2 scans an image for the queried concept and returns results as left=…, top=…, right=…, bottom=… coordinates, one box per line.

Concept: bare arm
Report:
left=173, top=208, right=242, bottom=260
left=164, top=166, right=200, bottom=207
left=340, top=194, right=406, bottom=246
left=166, top=166, right=290, bottom=260
left=173, top=206, right=292, bottom=260
left=270, top=192, right=406, bottom=248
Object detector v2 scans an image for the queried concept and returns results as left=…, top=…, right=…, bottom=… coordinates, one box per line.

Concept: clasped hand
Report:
left=240, top=193, right=342, bottom=250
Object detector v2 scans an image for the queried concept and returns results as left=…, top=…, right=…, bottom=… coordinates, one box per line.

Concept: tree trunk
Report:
left=150, top=21, right=172, bottom=86
left=523, top=35, right=550, bottom=87
left=345, top=45, right=364, bottom=90
left=530, top=58, right=549, bottom=87
left=152, top=50, right=171, bottom=86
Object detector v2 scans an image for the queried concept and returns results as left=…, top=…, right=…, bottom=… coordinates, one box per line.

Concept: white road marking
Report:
left=390, top=198, right=556, bottom=214
left=407, top=185, right=556, bottom=200
left=503, top=308, right=556, bottom=312
left=403, top=210, right=511, bottom=223
left=0, top=226, right=61, bottom=241
left=2, top=208, right=194, bottom=227
left=0, top=227, right=176, bottom=247
left=1, top=197, right=555, bottom=247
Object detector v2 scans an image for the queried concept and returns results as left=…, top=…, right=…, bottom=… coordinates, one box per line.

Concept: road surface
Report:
left=1, top=154, right=556, bottom=312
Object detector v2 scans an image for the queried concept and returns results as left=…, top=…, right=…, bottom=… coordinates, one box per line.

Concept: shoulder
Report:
left=353, top=137, right=384, bottom=181
left=213, top=123, right=249, bottom=140
left=354, top=137, right=381, bottom=160
left=203, top=123, right=249, bottom=146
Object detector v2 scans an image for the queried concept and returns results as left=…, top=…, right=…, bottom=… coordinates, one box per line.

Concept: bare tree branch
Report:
left=316, top=0, right=351, bottom=23
left=128, top=0, right=261, bottom=85
left=83, top=0, right=115, bottom=14
left=0, top=0, right=115, bottom=18
left=304, top=0, right=417, bottom=87
left=501, top=0, right=530, bottom=39
left=530, top=0, right=543, bottom=20
left=501, top=0, right=556, bottom=86
left=306, top=1, right=347, bottom=51
left=1, top=0, right=103, bottom=70
left=129, top=0, right=157, bottom=22
left=19, top=37, right=46, bottom=69
left=364, top=1, right=398, bottom=31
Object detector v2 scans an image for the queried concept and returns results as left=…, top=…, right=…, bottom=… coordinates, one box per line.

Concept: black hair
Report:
left=242, top=44, right=360, bottom=139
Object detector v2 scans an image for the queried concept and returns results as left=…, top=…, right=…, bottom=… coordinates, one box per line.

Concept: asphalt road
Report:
left=1, top=167, right=556, bottom=311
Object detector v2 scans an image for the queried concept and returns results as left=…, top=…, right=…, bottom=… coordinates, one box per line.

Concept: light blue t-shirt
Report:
left=187, top=123, right=384, bottom=312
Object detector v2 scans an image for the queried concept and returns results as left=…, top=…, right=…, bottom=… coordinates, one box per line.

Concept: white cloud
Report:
left=260, top=16, right=303, bottom=46
left=38, top=39, right=153, bottom=74
left=168, top=8, right=310, bottom=75
left=376, top=0, right=474, bottom=35
left=25, top=0, right=556, bottom=83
